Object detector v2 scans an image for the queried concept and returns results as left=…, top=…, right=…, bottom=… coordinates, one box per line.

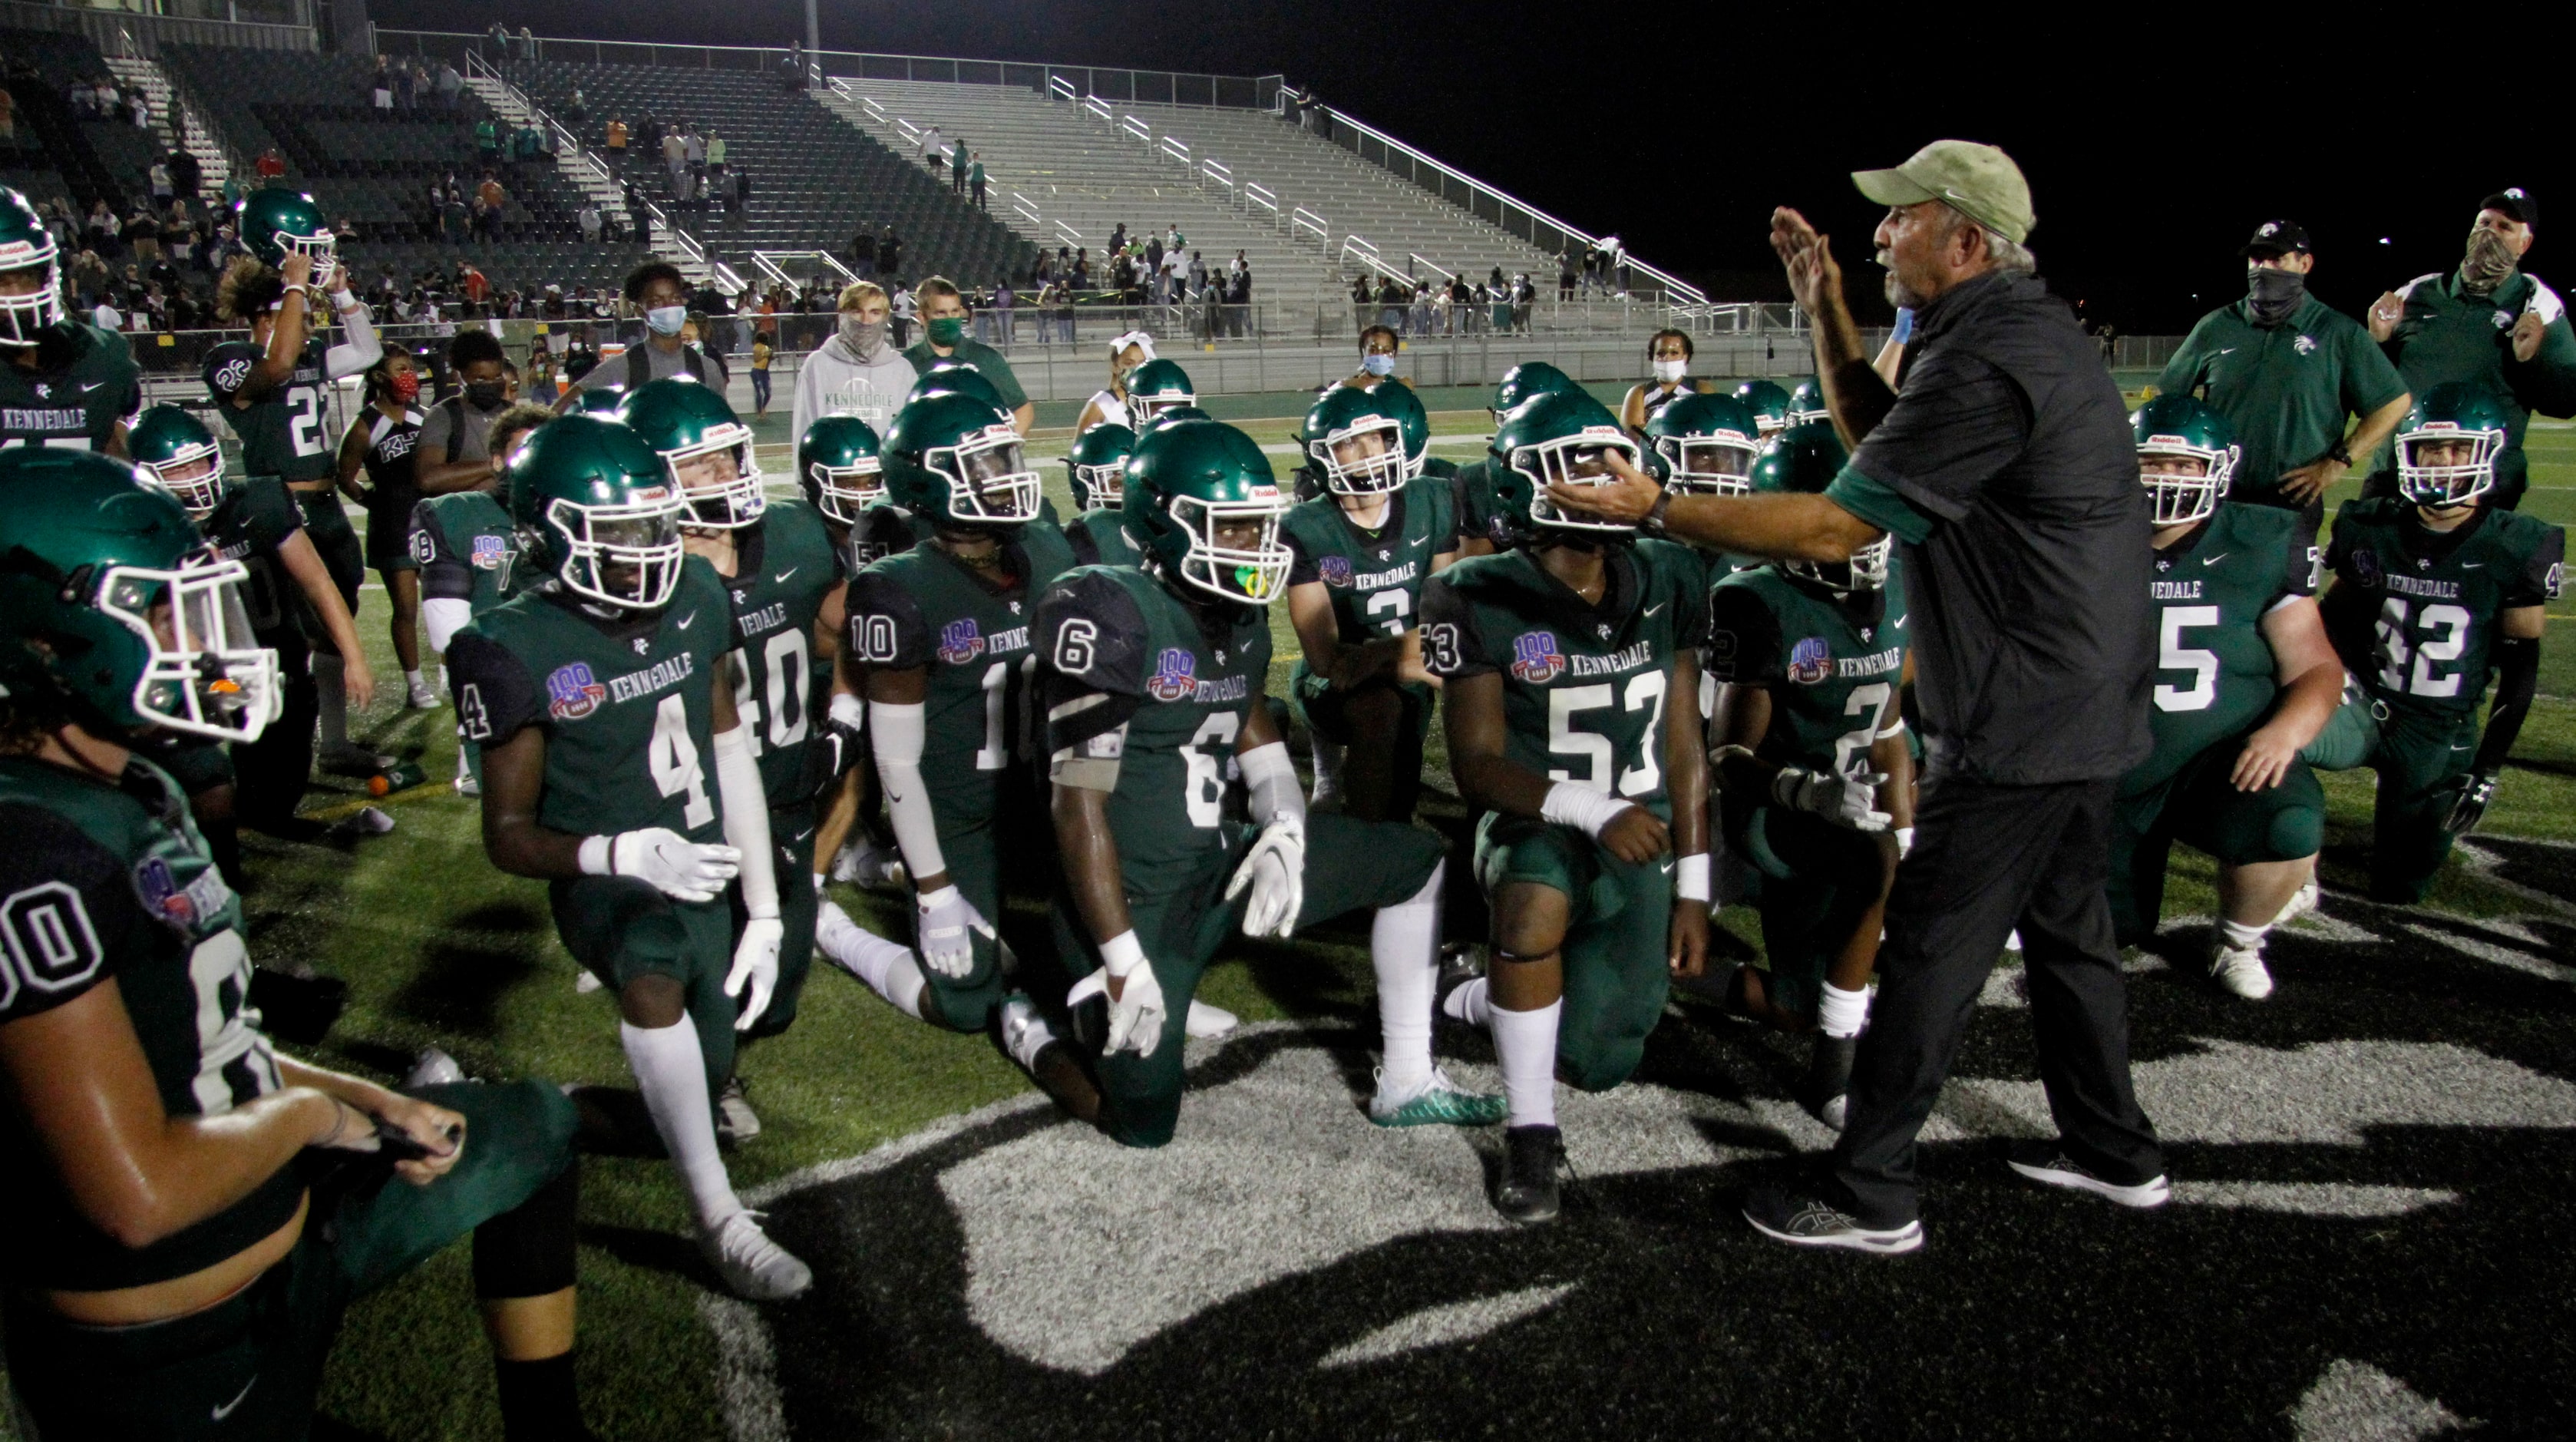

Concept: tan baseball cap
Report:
left=1852, top=141, right=2035, bottom=245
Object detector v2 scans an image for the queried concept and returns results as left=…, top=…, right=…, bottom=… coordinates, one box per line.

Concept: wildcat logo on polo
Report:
left=1787, top=636, right=1834, bottom=685
left=938, top=617, right=985, bottom=665
left=1146, top=647, right=1198, bottom=703
left=1509, top=630, right=1564, bottom=685
left=1317, top=554, right=1353, bottom=588
left=2349, top=548, right=2381, bottom=588
left=546, top=661, right=607, bottom=720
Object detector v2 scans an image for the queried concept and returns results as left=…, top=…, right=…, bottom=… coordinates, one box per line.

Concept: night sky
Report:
left=368, top=0, right=2565, bottom=333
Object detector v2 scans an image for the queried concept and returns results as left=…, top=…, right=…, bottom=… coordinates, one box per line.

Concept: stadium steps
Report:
left=461, top=70, right=712, bottom=290
left=102, top=55, right=233, bottom=207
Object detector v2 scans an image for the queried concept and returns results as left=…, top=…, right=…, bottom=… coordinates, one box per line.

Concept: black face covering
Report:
left=2246, top=266, right=2306, bottom=327
left=465, top=379, right=507, bottom=410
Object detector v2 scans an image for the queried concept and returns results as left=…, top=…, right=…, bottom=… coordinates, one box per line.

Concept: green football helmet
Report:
left=507, top=414, right=689, bottom=610
left=1136, top=404, right=1210, bottom=439
left=1786, top=376, right=1830, bottom=426
left=616, top=376, right=763, bottom=529
left=1301, top=383, right=1411, bottom=498
left=1125, top=358, right=1197, bottom=425
left=1751, top=421, right=1889, bottom=590
left=1123, top=417, right=1293, bottom=604
left=234, top=187, right=338, bottom=300
left=2396, top=382, right=2512, bottom=508
left=884, top=389, right=1041, bottom=528
left=127, top=405, right=232, bottom=521
left=567, top=385, right=629, bottom=416
left=906, top=357, right=1005, bottom=412
left=0, top=185, right=65, bottom=346
left=798, top=413, right=885, bottom=524
left=2129, top=394, right=2240, bottom=527
left=1372, top=379, right=1431, bottom=476
left=1488, top=389, right=1645, bottom=540
left=0, top=448, right=278, bottom=742
left=1067, top=422, right=1136, bottom=511
left=1643, top=392, right=1762, bottom=497
left=1732, top=379, right=1792, bottom=435
left=1489, top=361, right=1577, bottom=424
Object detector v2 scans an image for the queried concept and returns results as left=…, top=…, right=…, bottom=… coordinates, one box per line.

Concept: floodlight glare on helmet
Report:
left=509, top=415, right=691, bottom=611
left=1065, top=422, right=1135, bottom=511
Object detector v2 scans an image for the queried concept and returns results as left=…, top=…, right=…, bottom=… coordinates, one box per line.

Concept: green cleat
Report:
left=1369, top=1067, right=1508, bottom=1128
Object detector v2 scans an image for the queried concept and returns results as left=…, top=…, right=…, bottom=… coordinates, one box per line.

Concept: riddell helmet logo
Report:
left=1788, top=636, right=1833, bottom=685
left=1147, top=647, right=1198, bottom=702
left=1509, top=630, right=1565, bottom=684
left=939, top=617, right=985, bottom=664
left=547, top=661, right=607, bottom=720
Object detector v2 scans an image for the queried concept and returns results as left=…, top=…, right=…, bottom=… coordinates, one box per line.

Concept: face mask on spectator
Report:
left=1652, top=359, right=1689, bottom=384
left=839, top=315, right=887, bottom=357
left=646, top=304, right=687, bottom=336
left=465, top=379, right=506, bottom=410
left=1361, top=352, right=1396, bottom=378
left=388, top=371, right=421, bottom=402
left=926, top=316, right=966, bottom=346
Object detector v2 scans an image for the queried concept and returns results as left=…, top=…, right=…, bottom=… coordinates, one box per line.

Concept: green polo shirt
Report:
left=2374, top=267, right=2576, bottom=509
left=2157, top=294, right=2406, bottom=513
left=900, top=336, right=1028, bottom=410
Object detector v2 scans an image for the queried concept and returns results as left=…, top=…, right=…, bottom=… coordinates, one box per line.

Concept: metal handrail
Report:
left=1244, top=182, right=1278, bottom=217
left=1011, top=193, right=1042, bottom=227
left=1052, top=219, right=1084, bottom=247
left=1339, top=236, right=1380, bottom=262
left=1201, top=158, right=1233, bottom=186
left=1159, top=135, right=1190, bottom=166
left=1118, top=115, right=1152, bottom=145
left=861, top=96, right=889, bottom=125
left=1292, top=207, right=1328, bottom=244
left=1408, top=254, right=1456, bottom=285
left=1, top=0, right=316, bottom=54
left=1302, top=98, right=1706, bottom=305
left=1083, top=96, right=1113, bottom=122
left=1048, top=75, right=1076, bottom=102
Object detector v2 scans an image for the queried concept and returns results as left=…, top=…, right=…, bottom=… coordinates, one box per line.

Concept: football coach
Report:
left=1547, top=141, right=2166, bottom=1253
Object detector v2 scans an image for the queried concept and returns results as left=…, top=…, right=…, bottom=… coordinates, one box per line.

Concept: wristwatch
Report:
left=2327, top=441, right=2353, bottom=466
left=1638, top=488, right=1674, bottom=537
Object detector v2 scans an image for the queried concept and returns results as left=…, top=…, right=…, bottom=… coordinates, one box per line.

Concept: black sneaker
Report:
left=1494, top=1123, right=1563, bottom=1223
left=1742, top=1182, right=1924, bottom=1255
left=1803, top=1034, right=1857, bottom=1132
left=2004, top=1139, right=2170, bottom=1209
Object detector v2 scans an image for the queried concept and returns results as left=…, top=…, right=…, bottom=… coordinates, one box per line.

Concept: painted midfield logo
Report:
left=939, top=617, right=986, bottom=665
left=546, top=661, right=607, bottom=720
left=1787, top=636, right=1834, bottom=685
left=1509, top=631, right=1565, bottom=684
left=1318, top=555, right=1354, bottom=587
left=1147, top=647, right=1199, bottom=702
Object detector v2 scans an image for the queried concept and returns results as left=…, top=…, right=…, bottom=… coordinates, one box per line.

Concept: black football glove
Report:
left=2441, top=769, right=2499, bottom=835
left=796, top=711, right=866, bottom=805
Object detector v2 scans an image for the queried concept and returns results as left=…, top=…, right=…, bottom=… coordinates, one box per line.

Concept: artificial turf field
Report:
left=8, top=403, right=2575, bottom=1440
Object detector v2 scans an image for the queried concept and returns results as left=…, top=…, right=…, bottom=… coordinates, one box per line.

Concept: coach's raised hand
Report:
left=1770, top=207, right=1844, bottom=320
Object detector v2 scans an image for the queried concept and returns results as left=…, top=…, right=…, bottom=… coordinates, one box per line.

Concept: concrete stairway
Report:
left=102, top=53, right=232, bottom=207
left=461, top=68, right=713, bottom=289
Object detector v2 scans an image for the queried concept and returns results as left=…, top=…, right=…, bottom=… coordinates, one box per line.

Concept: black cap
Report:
left=2241, top=219, right=2313, bottom=258
left=2479, top=187, right=2538, bottom=230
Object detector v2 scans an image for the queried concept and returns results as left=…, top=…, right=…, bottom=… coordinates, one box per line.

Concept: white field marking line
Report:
left=2452, top=838, right=2576, bottom=921
left=698, top=1295, right=789, bottom=1442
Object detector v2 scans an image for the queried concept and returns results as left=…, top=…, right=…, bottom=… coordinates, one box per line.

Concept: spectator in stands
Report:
left=1071, top=246, right=1090, bottom=288
left=1339, top=324, right=1405, bottom=390
left=578, top=200, right=603, bottom=244
left=563, top=263, right=728, bottom=407
left=969, top=153, right=986, bottom=210
left=91, top=293, right=121, bottom=332
left=128, top=88, right=151, bottom=129
left=904, top=276, right=1033, bottom=432
left=851, top=226, right=877, bottom=277
left=1227, top=263, right=1251, bottom=337
left=566, top=86, right=587, bottom=122
left=920, top=124, right=940, bottom=167
left=745, top=331, right=773, bottom=418
left=391, top=58, right=415, bottom=109
left=889, top=279, right=917, bottom=349
left=707, top=132, right=727, bottom=177
left=435, top=61, right=462, bottom=110
left=517, top=25, right=537, bottom=61
left=461, top=263, right=489, bottom=306
left=478, top=171, right=505, bottom=217
left=990, top=276, right=1016, bottom=346
left=256, top=147, right=286, bottom=181
left=792, top=280, right=913, bottom=438
left=148, top=160, right=173, bottom=207
left=605, top=114, right=627, bottom=171
left=878, top=225, right=903, bottom=279
left=684, top=128, right=707, bottom=181
left=476, top=117, right=500, bottom=166
left=372, top=57, right=392, bottom=110
left=122, top=207, right=160, bottom=268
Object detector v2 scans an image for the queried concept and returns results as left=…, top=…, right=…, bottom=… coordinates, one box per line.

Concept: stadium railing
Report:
left=0, top=0, right=313, bottom=55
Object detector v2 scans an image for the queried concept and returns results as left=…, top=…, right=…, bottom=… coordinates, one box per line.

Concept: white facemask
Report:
left=1652, top=359, right=1689, bottom=385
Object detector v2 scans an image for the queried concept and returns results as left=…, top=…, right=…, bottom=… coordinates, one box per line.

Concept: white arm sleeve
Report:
left=713, top=726, right=779, bottom=920
left=422, top=597, right=473, bottom=654
left=869, top=700, right=947, bottom=881
left=1238, top=740, right=1306, bottom=828
left=323, top=297, right=383, bottom=379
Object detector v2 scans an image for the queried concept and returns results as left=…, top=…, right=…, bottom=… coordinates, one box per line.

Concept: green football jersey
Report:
left=1067, top=507, right=1141, bottom=567
left=0, top=755, right=299, bottom=1291
left=448, top=557, right=735, bottom=843
left=852, top=522, right=1078, bottom=828
left=0, top=321, right=142, bottom=451
left=2122, top=502, right=2316, bottom=787
left=1450, top=457, right=1508, bottom=550
left=200, top=475, right=310, bottom=665
left=411, top=488, right=527, bottom=614
left=1281, top=474, right=1458, bottom=643
left=1421, top=541, right=1707, bottom=821
left=713, top=500, right=842, bottom=800
left=1705, top=555, right=1912, bottom=776
left=1035, top=564, right=1273, bottom=886
left=2325, top=495, right=2565, bottom=716
left=204, top=337, right=338, bottom=482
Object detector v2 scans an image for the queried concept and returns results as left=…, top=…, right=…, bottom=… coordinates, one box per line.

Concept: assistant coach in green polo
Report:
left=2158, top=219, right=2409, bottom=528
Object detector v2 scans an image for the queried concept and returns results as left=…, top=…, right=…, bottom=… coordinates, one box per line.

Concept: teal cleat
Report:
left=1369, top=1067, right=1508, bottom=1128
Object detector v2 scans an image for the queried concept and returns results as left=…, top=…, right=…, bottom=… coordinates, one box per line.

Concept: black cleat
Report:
left=1803, top=1034, right=1857, bottom=1131
left=1494, top=1123, right=1563, bottom=1223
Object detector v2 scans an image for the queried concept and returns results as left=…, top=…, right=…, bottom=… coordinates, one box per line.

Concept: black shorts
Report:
left=364, top=484, right=421, bottom=573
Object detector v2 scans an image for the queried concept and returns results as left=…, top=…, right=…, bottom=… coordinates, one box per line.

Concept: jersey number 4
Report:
left=648, top=693, right=717, bottom=827
left=1547, top=672, right=1666, bottom=798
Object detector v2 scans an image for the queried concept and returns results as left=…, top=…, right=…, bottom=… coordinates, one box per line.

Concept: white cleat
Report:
left=716, top=1075, right=761, bottom=1143
left=831, top=839, right=907, bottom=891
left=405, top=1047, right=465, bottom=1087
left=2273, top=881, right=2320, bottom=929
left=454, top=773, right=481, bottom=798
left=574, top=970, right=604, bottom=994
left=2003, top=929, right=2024, bottom=954
left=407, top=676, right=442, bottom=709
left=700, top=1211, right=811, bottom=1301
left=2209, top=941, right=2274, bottom=1000
left=1184, top=999, right=1238, bottom=1038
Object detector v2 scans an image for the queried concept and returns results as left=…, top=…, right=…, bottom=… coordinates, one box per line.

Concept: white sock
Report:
left=1370, top=859, right=1443, bottom=1096
left=2221, top=919, right=2268, bottom=952
left=1442, top=974, right=1491, bottom=1027
left=404, top=666, right=425, bottom=692
left=817, top=898, right=925, bottom=1018
left=619, top=1019, right=741, bottom=1229
left=1489, top=999, right=1560, bottom=1129
left=313, top=652, right=348, bottom=744
left=1818, top=981, right=1870, bottom=1040
left=1310, top=738, right=1346, bottom=806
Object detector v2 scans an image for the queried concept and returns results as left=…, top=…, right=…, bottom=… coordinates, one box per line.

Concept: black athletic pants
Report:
left=1826, top=772, right=2163, bottom=1227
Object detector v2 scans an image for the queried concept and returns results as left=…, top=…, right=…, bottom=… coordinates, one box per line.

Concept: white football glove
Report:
left=1773, top=766, right=1893, bottom=833
left=613, top=828, right=741, bottom=901
left=725, top=918, right=783, bottom=1030
left=1065, top=931, right=1166, bottom=1057
left=1224, top=817, right=1306, bottom=939
left=913, top=885, right=995, bottom=981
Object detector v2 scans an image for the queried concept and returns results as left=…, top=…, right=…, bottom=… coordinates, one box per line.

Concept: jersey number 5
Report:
left=1546, top=671, right=1667, bottom=798
left=2155, top=605, right=2221, bottom=712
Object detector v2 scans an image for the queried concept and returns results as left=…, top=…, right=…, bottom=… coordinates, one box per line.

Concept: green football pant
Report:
left=0, top=1080, right=576, bottom=1442
left=1730, top=803, right=1887, bottom=1016
left=1474, top=812, right=1675, bottom=1094
left=1292, top=659, right=1432, bottom=822
left=912, top=779, right=1057, bottom=1033
left=2300, top=695, right=2481, bottom=905
left=290, top=486, right=365, bottom=620
left=1055, top=811, right=1445, bottom=1147
left=738, top=799, right=820, bottom=1042
left=2109, top=730, right=2325, bottom=945
left=550, top=875, right=736, bottom=1096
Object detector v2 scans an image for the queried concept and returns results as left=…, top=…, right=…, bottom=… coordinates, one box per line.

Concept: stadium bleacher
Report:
left=2, top=28, right=152, bottom=218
